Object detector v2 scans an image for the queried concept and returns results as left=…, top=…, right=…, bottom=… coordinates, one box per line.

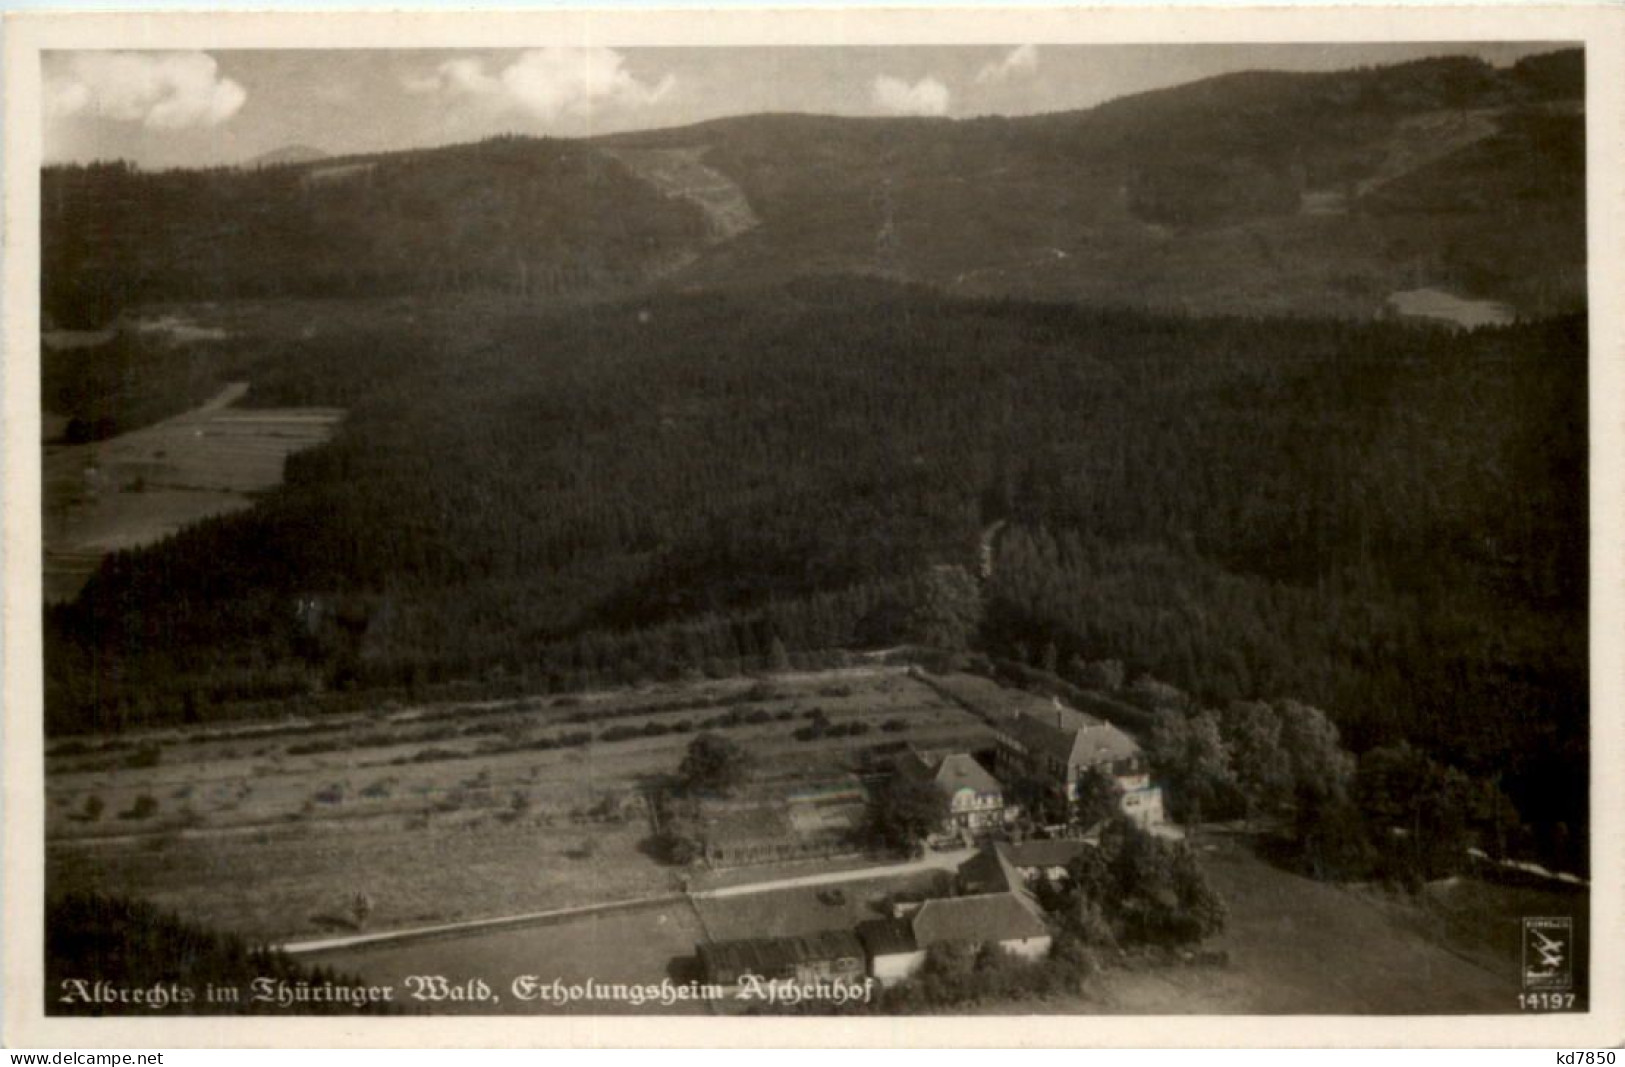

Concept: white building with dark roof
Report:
left=855, top=891, right=1053, bottom=985
left=899, top=749, right=1012, bottom=838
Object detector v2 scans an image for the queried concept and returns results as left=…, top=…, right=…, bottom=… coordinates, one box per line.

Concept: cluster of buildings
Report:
left=910, top=694, right=1164, bottom=844
left=697, top=837, right=1081, bottom=989
left=695, top=691, right=1169, bottom=991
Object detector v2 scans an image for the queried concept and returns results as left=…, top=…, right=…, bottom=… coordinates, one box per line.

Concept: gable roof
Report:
left=932, top=753, right=1003, bottom=796
left=998, top=698, right=1141, bottom=770
left=911, top=893, right=1050, bottom=947
left=996, top=838, right=1091, bottom=870
left=898, top=749, right=1003, bottom=796
left=855, top=918, right=918, bottom=957
left=958, top=842, right=1026, bottom=896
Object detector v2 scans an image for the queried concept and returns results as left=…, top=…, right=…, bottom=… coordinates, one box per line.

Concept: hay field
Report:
left=46, top=667, right=993, bottom=943
left=43, top=382, right=342, bottom=601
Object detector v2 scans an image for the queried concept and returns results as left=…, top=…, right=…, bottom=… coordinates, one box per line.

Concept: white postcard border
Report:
left=4, top=5, right=1622, bottom=1047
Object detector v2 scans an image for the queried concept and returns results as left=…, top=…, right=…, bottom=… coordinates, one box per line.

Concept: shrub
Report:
left=881, top=718, right=908, bottom=733
left=313, top=782, right=346, bottom=805
left=653, top=833, right=699, bottom=865
left=400, top=746, right=465, bottom=764
left=350, top=892, right=374, bottom=929
left=286, top=740, right=343, bottom=756
left=120, top=795, right=159, bottom=820
left=125, top=743, right=162, bottom=769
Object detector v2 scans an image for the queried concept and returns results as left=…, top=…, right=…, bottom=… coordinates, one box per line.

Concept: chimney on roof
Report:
left=1052, top=696, right=1063, bottom=730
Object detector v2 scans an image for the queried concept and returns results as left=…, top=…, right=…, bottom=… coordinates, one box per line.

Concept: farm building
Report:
left=956, top=840, right=1029, bottom=898
left=992, top=696, right=1165, bottom=828
left=697, top=930, right=867, bottom=987
left=855, top=918, right=925, bottom=985
left=854, top=891, right=1053, bottom=985
left=996, top=838, right=1092, bottom=884
left=899, top=749, right=1010, bottom=838
left=911, top=894, right=1052, bottom=962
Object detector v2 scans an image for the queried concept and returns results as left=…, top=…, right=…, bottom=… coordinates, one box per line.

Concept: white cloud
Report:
left=403, top=48, right=674, bottom=121
left=46, top=51, right=246, bottom=130
left=975, top=44, right=1039, bottom=85
left=870, top=74, right=951, bottom=117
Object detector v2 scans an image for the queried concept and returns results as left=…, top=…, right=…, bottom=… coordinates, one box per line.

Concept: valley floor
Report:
left=306, top=833, right=1551, bottom=1016
left=46, top=667, right=1582, bottom=1016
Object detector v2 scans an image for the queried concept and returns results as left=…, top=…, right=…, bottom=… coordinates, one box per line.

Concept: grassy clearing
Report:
left=43, top=377, right=342, bottom=602
left=981, top=836, right=1521, bottom=1015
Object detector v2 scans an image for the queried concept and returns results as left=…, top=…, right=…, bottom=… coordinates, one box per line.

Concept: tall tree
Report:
left=1147, top=708, right=1233, bottom=833
left=1073, top=765, right=1124, bottom=830
left=860, top=772, right=950, bottom=856
left=907, top=565, right=983, bottom=651
left=677, top=732, right=752, bottom=797
left=1222, top=701, right=1293, bottom=827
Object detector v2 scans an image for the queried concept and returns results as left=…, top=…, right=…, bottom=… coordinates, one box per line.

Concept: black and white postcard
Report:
left=3, top=5, right=1621, bottom=1048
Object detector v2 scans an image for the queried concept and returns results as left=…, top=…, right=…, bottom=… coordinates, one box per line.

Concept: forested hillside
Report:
left=43, top=50, right=1584, bottom=326
left=42, top=136, right=708, bottom=327
left=44, top=281, right=1587, bottom=859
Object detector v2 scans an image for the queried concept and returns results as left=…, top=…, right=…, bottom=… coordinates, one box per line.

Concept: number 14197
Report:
left=1519, top=992, right=1576, bottom=1011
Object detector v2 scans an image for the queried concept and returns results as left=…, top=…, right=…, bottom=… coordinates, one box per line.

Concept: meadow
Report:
left=45, top=666, right=991, bottom=943
left=43, top=380, right=342, bottom=601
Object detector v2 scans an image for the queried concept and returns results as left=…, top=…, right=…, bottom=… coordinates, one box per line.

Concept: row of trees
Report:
left=1140, top=686, right=1548, bottom=881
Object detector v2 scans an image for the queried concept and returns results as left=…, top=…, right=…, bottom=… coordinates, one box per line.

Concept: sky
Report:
left=42, top=42, right=1569, bottom=169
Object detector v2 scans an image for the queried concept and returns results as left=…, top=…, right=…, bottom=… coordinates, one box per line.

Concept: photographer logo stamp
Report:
left=1522, top=917, right=1573, bottom=991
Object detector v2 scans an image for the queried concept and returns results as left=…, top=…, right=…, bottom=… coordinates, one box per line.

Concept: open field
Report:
left=1386, top=287, right=1516, bottom=329
left=43, top=381, right=342, bottom=602
left=297, top=832, right=1558, bottom=1017
left=46, top=666, right=993, bottom=943
left=43, top=655, right=1584, bottom=1015
left=976, top=835, right=1528, bottom=1015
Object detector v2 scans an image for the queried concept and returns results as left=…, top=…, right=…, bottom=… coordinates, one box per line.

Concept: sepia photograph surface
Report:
left=3, top=5, right=1622, bottom=1048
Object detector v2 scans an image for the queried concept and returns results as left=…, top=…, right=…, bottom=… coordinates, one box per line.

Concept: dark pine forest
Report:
left=44, top=280, right=1588, bottom=864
